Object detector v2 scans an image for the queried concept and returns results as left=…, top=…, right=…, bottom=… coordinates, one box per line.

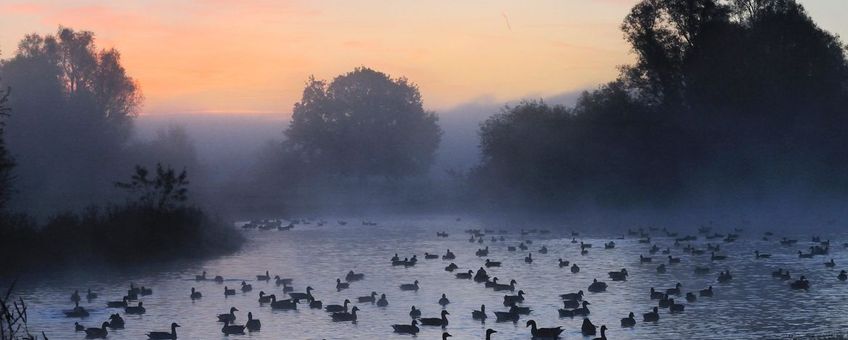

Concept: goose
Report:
left=539, top=246, right=548, bottom=254
left=391, top=253, right=400, bottom=262
left=281, top=282, right=294, bottom=293
left=221, top=320, right=245, bottom=335
left=442, top=332, right=452, bottom=340
left=790, top=276, right=810, bottom=290
left=106, top=297, right=128, bottom=308
left=256, top=270, right=271, bottom=281
left=640, top=255, right=652, bottom=263
left=195, top=271, right=207, bottom=281
left=456, top=270, right=474, bottom=279
left=245, top=313, right=261, bottom=331
left=560, top=290, right=583, bottom=301
left=190, top=287, right=202, bottom=300
left=324, top=299, right=350, bottom=313
left=84, top=322, right=109, bottom=339
left=258, top=291, right=272, bottom=303
left=147, top=322, right=179, bottom=339
left=71, top=290, right=81, bottom=303
left=289, top=286, right=313, bottom=300
left=108, top=313, right=124, bottom=329
left=562, top=299, right=580, bottom=309
left=445, top=263, right=459, bottom=272
left=525, top=253, right=533, bottom=263
left=507, top=246, right=517, bottom=251
left=666, top=282, right=682, bottom=295
left=472, top=304, right=487, bottom=320
left=508, top=304, right=531, bottom=315
left=621, top=312, right=636, bottom=327
left=658, top=294, right=671, bottom=308
left=486, top=329, right=497, bottom=340
left=839, top=270, right=847, bottom=281
left=711, top=252, right=727, bottom=261
left=425, top=252, right=439, bottom=259
left=241, top=281, right=253, bottom=292
left=669, top=299, right=685, bottom=312
left=573, top=301, right=591, bottom=316
left=438, top=294, right=450, bottom=306
left=217, top=307, right=238, bottom=322
left=559, top=259, right=569, bottom=268
left=224, top=286, right=236, bottom=296
left=86, top=288, right=97, bottom=300
left=643, top=307, right=660, bottom=322
left=392, top=320, right=419, bottom=334
left=826, top=259, right=836, bottom=267
left=582, top=318, right=597, bottom=336
left=699, top=285, right=714, bottom=297
left=657, top=264, right=667, bottom=273
left=269, top=295, right=297, bottom=310
left=419, top=310, right=449, bottom=327
left=274, top=276, right=293, bottom=286
left=588, top=279, right=607, bottom=293
left=662, top=247, right=671, bottom=254
left=358, top=292, right=377, bottom=303
left=608, top=269, right=628, bottom=281
left=331, top=306, right=359, bottom=322
left=493, top=279, right=518, bottom=291
left=755, top=251, right=771, bottom=259
left=496, top=289, right=524, bottom=306
left=649, top=244, right=660, bottom=254
left=485, top=259, right=501, bottom=267
left=798, top=250, right=813, bottom=259
left=307, top=295, right=323, bottom=309
left=409, top=306, right=421, bottom=318
left=650, top=287, right=665, bottom=299
left=594, top=325, right=608, bottom=340
left=571, top=237, right=578, bottom=244
left=400, top=280, right=419, bottom=291
left=494, top=307, right=520, bottom=322
left=571, top=263, right=581, bottom=273
left=526, top=320, right=563, bottom=338
left=519, top=242, right=529, bottom=250
left=474, top=267, right=490, bottom=282
left=668, top=255, right=681, bottom=263
left=214, top=275, right=224, bottom=283
left=336, top=278, right=350, bottom=291
left=377, top=294, right=388, bottom=306
left=718, top=270, right=733, bottom=282
left=346, top=270, right=365, bottom=282
left=605, top=241, right=615, bottom=249
left=75, top=322, right=84, bottom=332
left=125, top=302, right=145, bottom=315
left=686, top=291, right=697, bottom=302
left=476, top=246, right=489, bottom=257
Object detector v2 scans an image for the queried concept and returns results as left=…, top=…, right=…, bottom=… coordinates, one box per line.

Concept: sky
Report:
left=1, top=0, right=846, bottom=117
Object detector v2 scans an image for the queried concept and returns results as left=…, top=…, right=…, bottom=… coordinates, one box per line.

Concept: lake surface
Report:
left=10, top=215, right=848, bottom=339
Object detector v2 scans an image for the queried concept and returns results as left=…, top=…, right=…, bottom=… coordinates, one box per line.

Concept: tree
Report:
left=115, top=164, right=189, bottom=211
left=0, top=86, right=12, bottom=212
left=284, top=67, right=442, bottom=178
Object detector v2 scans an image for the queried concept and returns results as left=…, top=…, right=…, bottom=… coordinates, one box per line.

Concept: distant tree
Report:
left=0, top=86, right=13, bottom=212
left=115, top=164, right=189, bottom=211
left=285, top=67, right=441, bottom=178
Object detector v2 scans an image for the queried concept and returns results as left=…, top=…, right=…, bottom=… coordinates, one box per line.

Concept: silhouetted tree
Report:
left=285, top=67, right=441, bottom=178
left=0, top=86, right=12, bottom=212
left=115, top=164, right=189, bottom=211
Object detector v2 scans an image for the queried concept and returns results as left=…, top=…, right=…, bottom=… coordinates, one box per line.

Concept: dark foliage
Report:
left=0, top=281, right=47, bottom=340
left=0, top=85, right=13, bottom=212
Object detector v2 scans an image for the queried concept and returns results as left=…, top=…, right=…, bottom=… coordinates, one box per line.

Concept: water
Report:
left=9, top=215, right=848, bottom=339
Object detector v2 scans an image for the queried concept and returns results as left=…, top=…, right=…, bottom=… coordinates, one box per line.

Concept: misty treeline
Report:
left=0, top=28, right=238, bottom=273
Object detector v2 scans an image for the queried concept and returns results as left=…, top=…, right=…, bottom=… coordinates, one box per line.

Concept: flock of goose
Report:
left=60, top=219, right=848, bottom=339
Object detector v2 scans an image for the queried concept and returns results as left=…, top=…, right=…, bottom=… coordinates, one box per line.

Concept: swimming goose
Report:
left=649, top=244, right=660, bottom=254
left=75, top=322, right=84, bottom=331
left=718, top=270, right=733, bottom=282
left=324, top=299, right=350, bottom=313
left=504, top=290, right=526, bottom=305
left=643, top=307, right=660, bottom=322
left=588, top=279, right=607, bottom=293
left=147, top=322, right=179, bottom=339
left=508, top=303, right=531, bottom=315
left=685, top=290, right=697, bottom=302
left=485, top=259, right=501, bottom=267
left=346, top=270, right=365, bottom=282
left=798, top=250, right=814, bottom=259
left=391, top=253, right=400, bottom=262
left=790, top=276, right=810, bottom=290
left=214, top=275, right=224, bottom=283
left=650, top=287, right=665, bottom=299
left=289, top=286, right=313, bottom=300
left=605, top=241, right=615, bottom=249
left=539, top=246, right=548, bottom=254
left=400, top=280, right=419, bottom=291
left=224, top=286, right=236, bottom=296
left=668, top=255, right=681, bottom=263
left=84, top=322, right=109, bottom=339
left=559, top=259, right=569, bottom=268
left=331, top=306, right=359, bottom=322
left=409, top=306, right=421, bottom=318
left=666, top=282, right=682, bottom=295
left=139, top=286, right=152, bottom=296
left=258, top=291, right=272, bottom=303
left=107, top=297, right=128, bottom=308
left=190, top=287, right=202, bottom=300
left=494, top=307, right=520, bottom=322
left=507, top=246, right=517, bottom=251
left=425, top=252, right=439, bottom=259
left=621, top=312, right=636, bottom=327
left=573, top=301, right=591, bottom=316
left=308, top=295, right=323, bottom=309
left=472, top=304, right=487, bottom=320
left=699, top=285, right=714, bottom=297
left=221, top=320, right=245, bottom=335
left=838, top=270, right=847, bottom=281
left=456, top=270, right=474, bottom=279
left=562, top=299, right=580, bottom=309
left=485, top=277, right=500, bottom=288
left=125, top=302, right=145, bottom=315
left=377, top=294, right=388, bottom=306
left=519, top=242, right=528, bottom=250
left=571, top=263, right=580, bottom=273
left=826, top=259, right=836, bottom=267
left=754, top=251, right=771, bottom=259
left=560, top=290, right=583, bottom=301
left=419, top=310, right=449, bottom=327
left=476, top=246, right=489, bottom=257
left=442, top=332, right=452, bottom=340
left=281, top=282, right=294, bottom=293
left=669, top=299, right=685, bottom=312
left=392, top=320, right=419, bottom=334
left=486, top=329, right=497, bottom=339
left=71, top=290, right=81, bottom=303
left=493, top=279, right=518, bottom=291
left=594, top=325, right=608, bottom=340
left=608, top=269, right=628, bottom=281
left=474, top=267, right=490, bottom=282
left=336, top=278, right=350, bottom=291
left=108, top=313, right=124, bottom=329
left=269, top=295, right=297, bottom=310
left=658, top=294, right=671, bottom=308
left=582, top=318, right=597, bottom=336
left=526, top=320, right=564, bottom=338
left=257, top=270, right=271, bottom=281
left=662, top=247, right=671, bottom=254
left=241, top=281, right=253, bottom=292
left=640, top=255, right=652, bottom=263
left=711, top=252, right=727, bottom=261
left=86, top=288, right=97, bottom=300
left=445, top=263, right=459, bottom=272
left=217, top=307, right=238, bottom=322
left=525, top=253, right=533, bottom=264
left=358, top=292, right=377, bottom=303
left=274, top=276, right=293, bottom=286
left=438, top=294, right=450, bottom=306
left=195, top=271, right=207, bottom=281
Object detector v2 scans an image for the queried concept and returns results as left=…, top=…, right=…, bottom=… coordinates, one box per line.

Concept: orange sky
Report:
left=1, top=0, right=846, bottom=116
